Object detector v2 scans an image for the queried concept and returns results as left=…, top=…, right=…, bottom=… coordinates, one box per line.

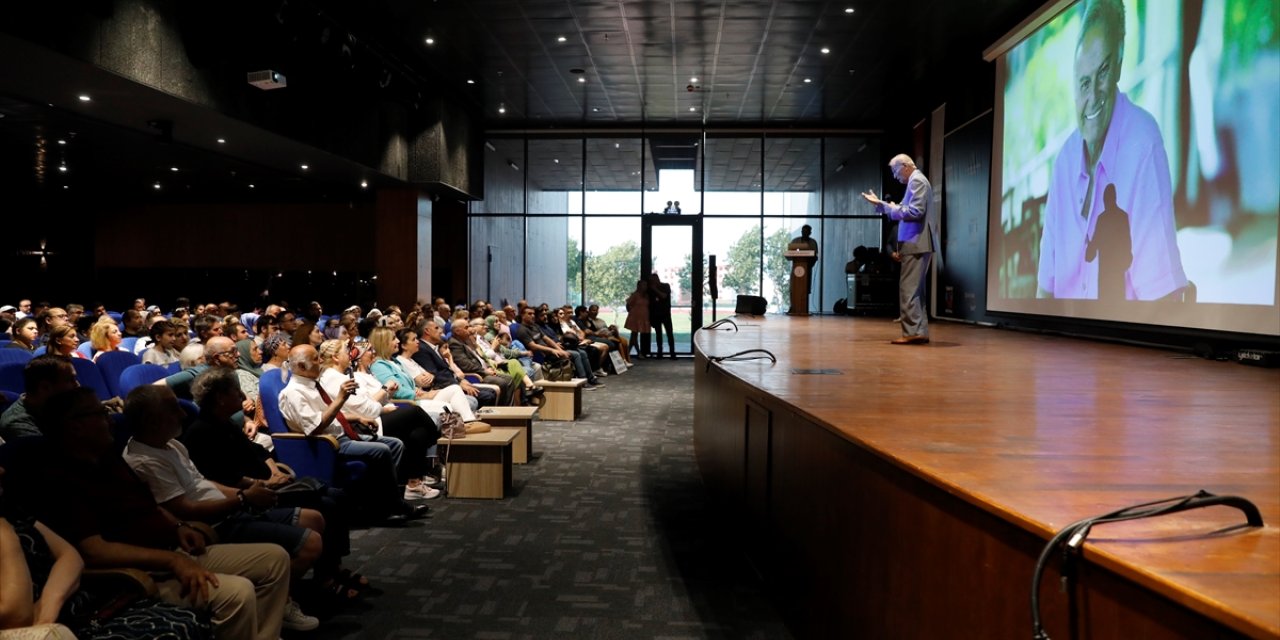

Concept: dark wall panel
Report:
left=940, top=113, right=993, bottom=323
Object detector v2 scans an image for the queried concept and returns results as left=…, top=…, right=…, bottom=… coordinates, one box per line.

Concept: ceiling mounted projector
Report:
left=247, top=70, right=287, bottom=90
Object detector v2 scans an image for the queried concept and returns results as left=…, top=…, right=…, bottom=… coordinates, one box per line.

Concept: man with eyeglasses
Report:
left=36, top=306, right=70, bottom=347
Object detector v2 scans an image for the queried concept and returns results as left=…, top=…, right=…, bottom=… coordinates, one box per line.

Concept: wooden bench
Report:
left=475, top=405, right=539, bottom=463
left=534, top=378, right=587, bottom=421
left=436, top=427, right=520, bottom=499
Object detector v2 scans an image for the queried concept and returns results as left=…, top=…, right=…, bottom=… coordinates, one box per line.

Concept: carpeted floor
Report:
left=298, top=358, right=792, bottom=640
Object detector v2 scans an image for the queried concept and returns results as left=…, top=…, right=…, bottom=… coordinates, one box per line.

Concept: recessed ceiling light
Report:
left=689, top=106, right=697, bottom=112
left=614, top=143, right=620, bottom=149
left=249, top=184, right=256, bottom=189
left=153, top=182, right=161, bottom=190
left=424, top=37, right=435, bottom=45
left=360, top=179, right=368, bottom=189
left=554, top=158, right=560, bottom=163
left=466, top=79, right=475, bottom=85
left=170, top=166, right=179, bottom=172
left=821, top=47, right=830, bottom=54
left=578, top=77, right=585, bottom=83
left=77, top=95, right=91, bottom=102
left=845, top=7, right=855, bottom=14
left=58, top=165, right=67, bottom=172
left=57, top=139, right=66, bottom=145
left=557, top=35, right=566, bottom=42
left=592, top=107, right=599, bottom=112
left=690, top=76, right=699, bottom=83
left=498, top=104, right=506, bottom=114
left=216, top=138, right=226, bottom=144
left=300, top=164, right=309, bottom=170
left=62, top=185, right=68, bottom=190
left=804, top=78, right=812, bottom=83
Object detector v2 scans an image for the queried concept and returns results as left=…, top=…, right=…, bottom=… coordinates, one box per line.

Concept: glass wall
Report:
left=469, top=133, right=884, bottom=315
left=583, top=217, right=641, bottom=314
left=526, top=216, right=570, bottom=306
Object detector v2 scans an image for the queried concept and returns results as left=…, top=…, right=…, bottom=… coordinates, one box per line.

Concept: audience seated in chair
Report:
left=191, top=316, right=223, bottom=346
left=472, top=318, right=541, bottom=401
left=45, top=326, right=84, bottom=360
left=120, top=385, right=322, bottom=632
left=318, top=339, right=443, bottom=500
left=452, top=320, right=523, bottom=404
left=411, top=320, right=499, bottom=407
left=199, top=338, right=271, bottom=452
left=5, top=319, right=38, bottom=353
left=181, top=367, right=368, bottom=602
left=3, top=386, right=291, bottom=640
left=141, top=320, right=181, bottom=367
left=120, top=310, right=146, bottom=339
left=0, top=491, right=213, bottom=640
left=88, top=322, right=124, bottom=363
left=33, top=308, right=69, bottom=350
left=393, top=328, right=490, bottom=419
left=260, top=333, right=290, bottom=374
left=0, top=356, right=78, bottom=442
left=278, top=345, right=425, bottom=524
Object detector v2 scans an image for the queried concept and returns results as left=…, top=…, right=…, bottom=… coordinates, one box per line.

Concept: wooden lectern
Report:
left=784, top=248, right=817, bottom=316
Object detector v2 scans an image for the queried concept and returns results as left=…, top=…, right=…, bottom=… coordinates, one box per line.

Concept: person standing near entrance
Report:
left=624, top=280, right=652, bottom=359
left=647, top=273, right=675, bottom=358
left=861, top=154, right=938, bottom=345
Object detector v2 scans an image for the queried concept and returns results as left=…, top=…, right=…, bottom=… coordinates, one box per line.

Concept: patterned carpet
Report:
left=299, top=358, right=792, bottom=640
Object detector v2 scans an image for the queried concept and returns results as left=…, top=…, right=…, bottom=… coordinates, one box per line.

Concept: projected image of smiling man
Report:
left=1037, top=0, right=1188, bottom=301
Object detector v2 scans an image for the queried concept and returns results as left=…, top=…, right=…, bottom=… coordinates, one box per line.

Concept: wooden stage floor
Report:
left=693, top=315, right=1279, bottom=638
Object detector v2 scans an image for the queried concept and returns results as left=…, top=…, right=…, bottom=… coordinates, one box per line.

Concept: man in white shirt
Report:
left=278, top=344, right=426, bottom=522
left=122, top=386, right=322, bottom=632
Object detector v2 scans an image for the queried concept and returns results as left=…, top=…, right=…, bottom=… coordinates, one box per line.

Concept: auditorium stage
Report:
left=692, top=315, right=1279, bottom=639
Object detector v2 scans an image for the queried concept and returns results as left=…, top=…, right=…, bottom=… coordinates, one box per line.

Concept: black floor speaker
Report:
left=735, top=295, right=767, bottom=315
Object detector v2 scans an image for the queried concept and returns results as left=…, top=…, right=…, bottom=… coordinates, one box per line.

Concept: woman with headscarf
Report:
left=229, top=338, right=272, bottom=451
left=260, top=332, right=291, bottom=373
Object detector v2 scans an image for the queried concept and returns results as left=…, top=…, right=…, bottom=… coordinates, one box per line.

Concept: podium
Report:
left=784, top=249, right=816, bottom=316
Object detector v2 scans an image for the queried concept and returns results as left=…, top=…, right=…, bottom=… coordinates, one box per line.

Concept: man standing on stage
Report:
left=861, top=154, right=939, bottom=344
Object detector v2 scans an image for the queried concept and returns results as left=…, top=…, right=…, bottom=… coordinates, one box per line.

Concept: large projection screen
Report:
left=986, top=0, right=1279, bottom=336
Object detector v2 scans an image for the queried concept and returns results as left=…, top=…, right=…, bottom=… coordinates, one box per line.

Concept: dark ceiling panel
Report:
left=1, top=0, right=1047, bottom=200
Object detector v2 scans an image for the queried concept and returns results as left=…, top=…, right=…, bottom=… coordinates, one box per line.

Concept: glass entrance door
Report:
left=640, top=216, right=703, bottom=356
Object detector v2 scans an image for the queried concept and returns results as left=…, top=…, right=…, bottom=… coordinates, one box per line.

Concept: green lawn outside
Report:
left=594, top=306, right=741, bottom=352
